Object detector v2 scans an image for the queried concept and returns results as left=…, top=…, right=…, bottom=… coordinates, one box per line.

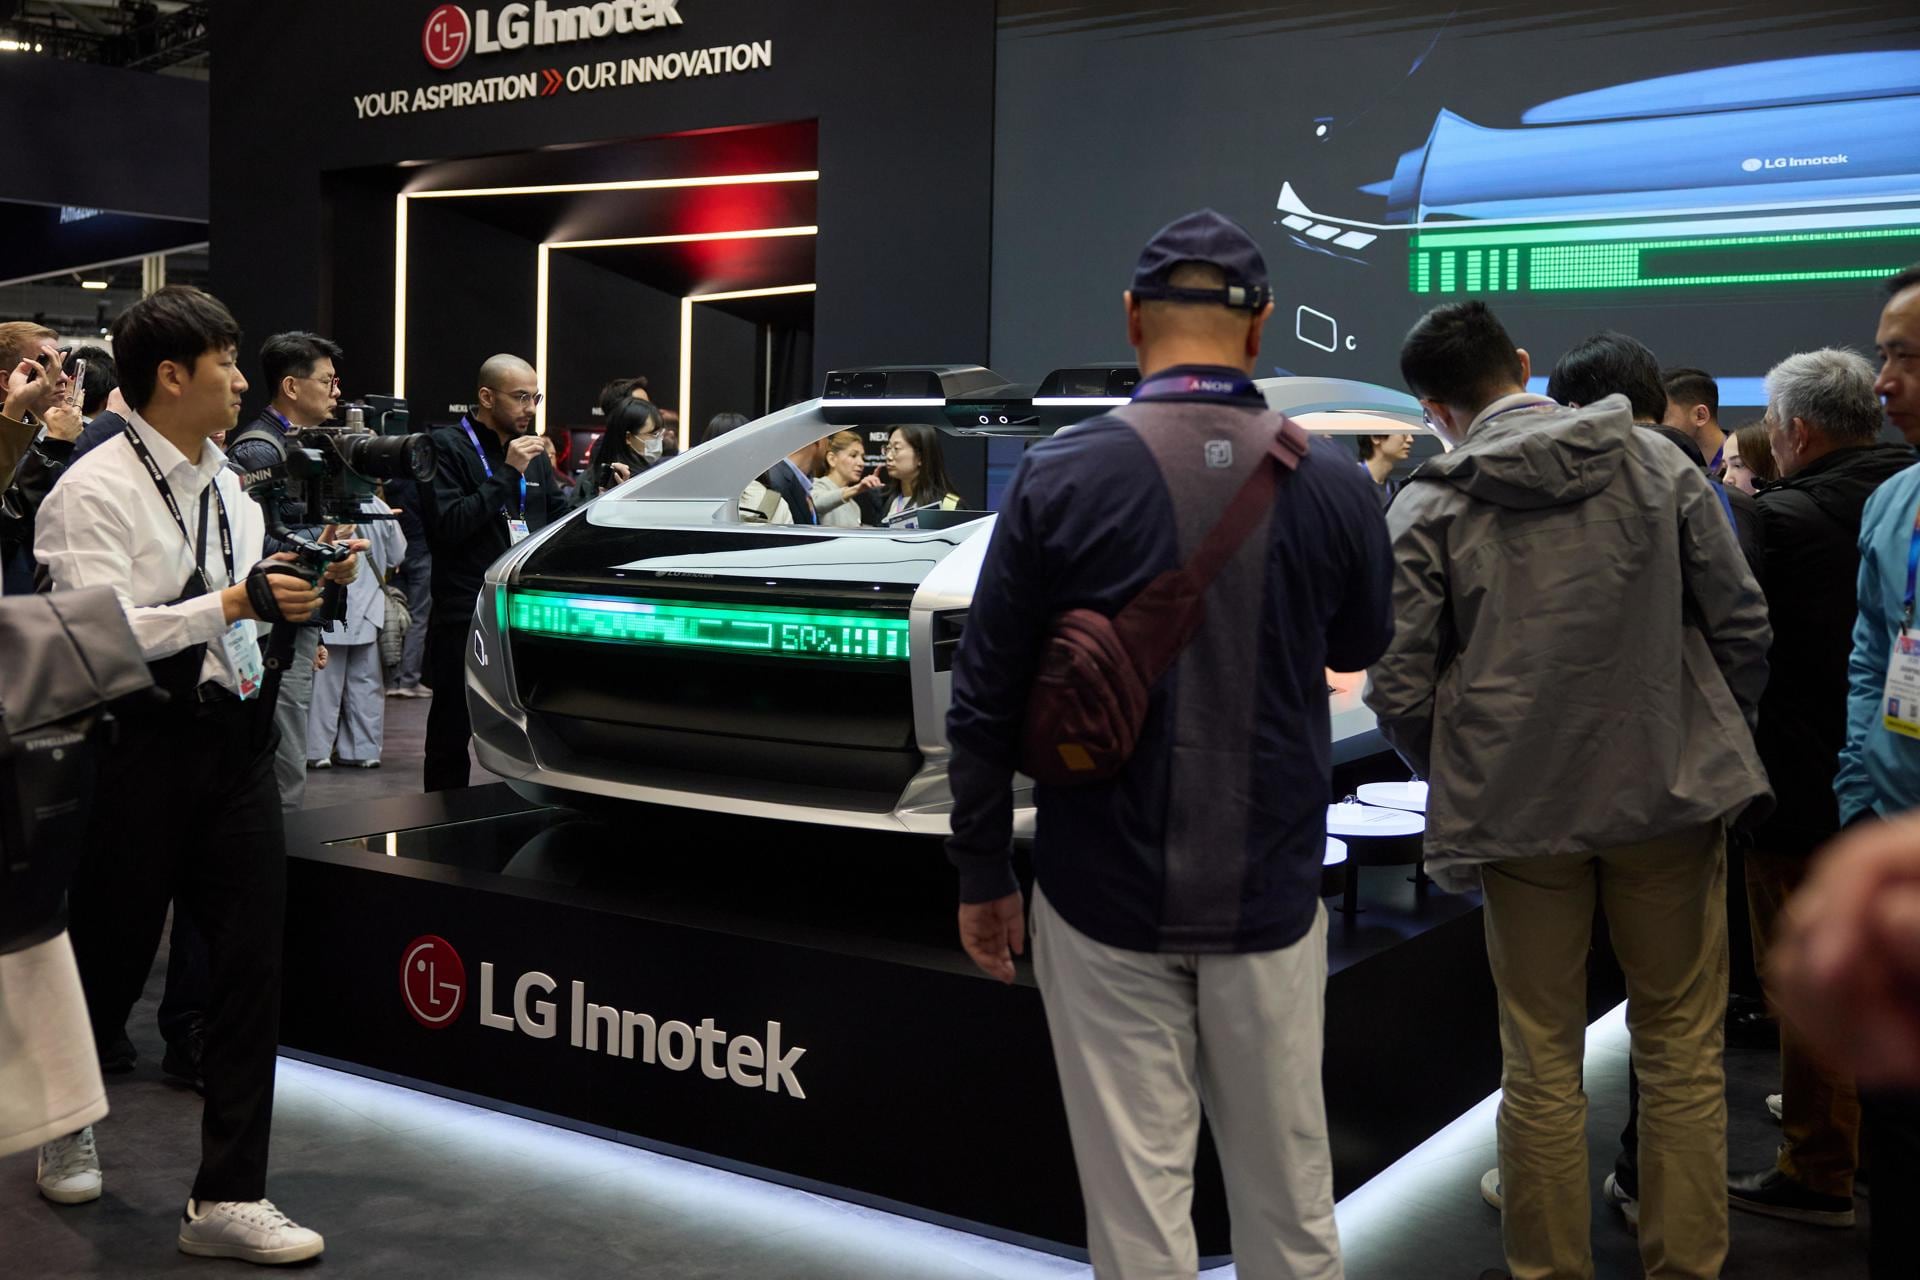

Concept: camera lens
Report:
left=340, top=431, right=436, bottom=481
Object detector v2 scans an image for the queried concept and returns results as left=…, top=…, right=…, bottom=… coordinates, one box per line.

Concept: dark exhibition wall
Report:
left=203, top=0, right=1920, bottom=422
left=0, top=58, right=207, bottom=286
left=989, top=0, right=1920, bottom=406
left=207, top=0, right=994, bottom=428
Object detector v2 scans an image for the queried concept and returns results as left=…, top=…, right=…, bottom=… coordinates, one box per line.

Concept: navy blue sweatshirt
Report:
left=945, top=367, right=1395, bottom=954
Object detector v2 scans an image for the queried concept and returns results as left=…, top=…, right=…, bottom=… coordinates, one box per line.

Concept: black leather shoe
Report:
left=161, top=1020, right=206, bottom=1095
left=1728, top=1167, right=1855, bottom=1227
left=98, top=1029, right=136, bottom=1073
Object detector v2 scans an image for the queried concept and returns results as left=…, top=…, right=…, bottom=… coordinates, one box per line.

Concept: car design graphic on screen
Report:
left=463, top=366, right=1430, bottom=834
left=1276, top=51, right=1920, bottom=297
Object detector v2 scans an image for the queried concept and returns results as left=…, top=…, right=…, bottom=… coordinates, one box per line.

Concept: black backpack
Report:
left=0, top=588, right=154, bottom=953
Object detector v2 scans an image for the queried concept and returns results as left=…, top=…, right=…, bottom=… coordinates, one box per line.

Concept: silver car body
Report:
left=466, top=376, right=1430, bottom=833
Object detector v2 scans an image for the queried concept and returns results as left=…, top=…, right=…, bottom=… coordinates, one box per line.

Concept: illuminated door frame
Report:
left=532, top=229, right=818, bottom=445
left=677, top=283, right=819, bottom=452
left=391, top=169, right=820, bottom=420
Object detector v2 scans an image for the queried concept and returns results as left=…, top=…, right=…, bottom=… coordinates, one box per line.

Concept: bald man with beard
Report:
left=422, top=353, right=574, bottom=791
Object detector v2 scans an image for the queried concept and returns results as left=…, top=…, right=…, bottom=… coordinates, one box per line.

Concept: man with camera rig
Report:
left=230, top=332, right=345, bottom=810
left=422, top=353, right=574, bottom=791
left=32, top=286, right=359, bottom=1264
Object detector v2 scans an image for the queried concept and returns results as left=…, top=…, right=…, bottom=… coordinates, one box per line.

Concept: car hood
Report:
left=512, top=506, right=993, bottom=609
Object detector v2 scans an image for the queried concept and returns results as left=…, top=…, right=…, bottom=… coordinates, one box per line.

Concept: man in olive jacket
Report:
left=1366, top=301, right=1771, bottom=1280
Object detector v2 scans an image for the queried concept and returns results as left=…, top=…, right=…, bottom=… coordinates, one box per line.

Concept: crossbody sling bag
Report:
left=1019, top=412, right=1311, bottom=786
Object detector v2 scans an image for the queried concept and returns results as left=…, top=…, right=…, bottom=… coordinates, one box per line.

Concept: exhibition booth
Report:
left=169, top=0, right=1911, bottom=1261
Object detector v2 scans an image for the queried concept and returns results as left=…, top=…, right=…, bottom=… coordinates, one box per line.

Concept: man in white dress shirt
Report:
left=33, top=285, right=352, bottom=1265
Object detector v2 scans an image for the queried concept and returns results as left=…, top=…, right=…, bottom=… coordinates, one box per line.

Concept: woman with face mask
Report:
left=573, top=396, right=664, bottom=503
left=811, top=431, right=881, bottom=527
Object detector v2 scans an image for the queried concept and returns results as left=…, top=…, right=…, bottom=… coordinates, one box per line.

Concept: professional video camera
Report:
left=226, top=394, right=435, bottom=636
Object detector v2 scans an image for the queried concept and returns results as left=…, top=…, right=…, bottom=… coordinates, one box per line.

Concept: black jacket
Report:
left=765, top=458, right=818, bottom=525
left=425, top=417, right=572, bottom=608
left=1754, top=442, right=1917, bottom=856
left=1, top=434, right=74, bottom=592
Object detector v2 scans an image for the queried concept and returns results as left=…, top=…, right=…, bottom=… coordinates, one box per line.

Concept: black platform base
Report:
left=280, top=785, right=1622, bottom=1256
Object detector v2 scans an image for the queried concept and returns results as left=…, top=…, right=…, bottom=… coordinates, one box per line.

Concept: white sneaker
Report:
left=36, top=1126, right=101, bottom=1204
left=1480, top=1166, right=1502, bottom=1209
left=178, top=1198, right=325, bottom=1264
left=1766, top=1092, right=1783, bottom=1122
left=1602, top=1172, right=1641, bottom=1233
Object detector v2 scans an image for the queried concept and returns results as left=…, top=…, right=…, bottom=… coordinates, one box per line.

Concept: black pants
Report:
left=66, top=697, right=286, bottom=1203
left=1866, top=1092, right=1920, bottom=1279
left=423, top=610, right=471, bottom=792
left=158, top=905, right=210, bottom=1044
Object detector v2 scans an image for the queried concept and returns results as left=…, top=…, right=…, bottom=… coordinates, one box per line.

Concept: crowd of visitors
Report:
left=6, top=216, right=1920, bottom=1279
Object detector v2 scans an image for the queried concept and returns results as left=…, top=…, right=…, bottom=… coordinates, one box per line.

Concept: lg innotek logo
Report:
left=421, top=1, right=685, bottom=71
left=1741, top=153, right=1849, bottom=173
left=401, top=935, right=468, bottom=1028
left=423, top=5, right=472, bottom=71
left=396, top=935, right=810, bottom=1098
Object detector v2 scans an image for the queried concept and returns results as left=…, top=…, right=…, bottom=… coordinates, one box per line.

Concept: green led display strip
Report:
left=506, top=590, right=910, bottom=662
left=1410, top=226, right=1920, bottom=295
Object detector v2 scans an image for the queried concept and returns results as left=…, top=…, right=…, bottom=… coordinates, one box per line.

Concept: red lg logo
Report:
left=422, top=4, right=471, bottom=71
left=400, top=935, right=467, bottom=1029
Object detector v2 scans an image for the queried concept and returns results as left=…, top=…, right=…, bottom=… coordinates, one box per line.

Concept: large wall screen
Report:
left=991, top=1, right=1919, bottom=407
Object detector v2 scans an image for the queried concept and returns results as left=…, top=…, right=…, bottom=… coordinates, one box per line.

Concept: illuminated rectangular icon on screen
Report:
left=1296, top=305, right=1339, bottom=353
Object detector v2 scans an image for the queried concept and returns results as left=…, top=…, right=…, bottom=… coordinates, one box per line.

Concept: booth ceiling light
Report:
left=79, top=280, right=109, bottom=290
left=406, top=170, right=819, bottom=200
left=506, top=590, right=909, bottom=662
left=678, top=284, right=819, bottom=447
left=393, top=170, right=820, bottom=403
left=546, top=225, right=818, bottom=250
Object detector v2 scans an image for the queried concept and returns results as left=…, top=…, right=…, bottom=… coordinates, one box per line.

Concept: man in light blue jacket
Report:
left=1833, top=262, right=1920, bottom=1280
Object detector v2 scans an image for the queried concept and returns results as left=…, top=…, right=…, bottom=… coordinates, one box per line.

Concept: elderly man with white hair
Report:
left=1731, top=346, right=1915, bottom=1227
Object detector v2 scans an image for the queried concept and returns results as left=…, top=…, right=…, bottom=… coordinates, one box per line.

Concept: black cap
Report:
left=1129, top=209, right=1272, bottom=312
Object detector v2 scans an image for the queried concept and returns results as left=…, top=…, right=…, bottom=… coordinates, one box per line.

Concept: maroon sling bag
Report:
left=1018, top=413, right=1312, bottom=787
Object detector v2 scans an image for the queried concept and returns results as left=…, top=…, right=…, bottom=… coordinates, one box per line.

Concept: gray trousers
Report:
left=391, top=551, right=432, bottom=689
left=307, top=641, right=385, bottom=765
left=1031, top=886, right=1342, bottom=1280
left=264, top=625, right=318, bottom=810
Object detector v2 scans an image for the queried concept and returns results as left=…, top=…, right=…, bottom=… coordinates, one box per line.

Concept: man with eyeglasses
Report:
left=238, top=332, right=348, bottom=811
left=422, top=353, right=573, bottom=791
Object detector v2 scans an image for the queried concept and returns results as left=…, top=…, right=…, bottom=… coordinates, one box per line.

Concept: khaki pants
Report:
left=1746, top=849, right=1860, bottom=1196
left=1481, top=825, right=1728, bottom=1280
left=1031, top=886, right=1342, bottom=1280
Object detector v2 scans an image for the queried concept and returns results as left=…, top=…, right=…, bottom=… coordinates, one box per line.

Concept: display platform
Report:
left=279, top=782, right=1623, bottom=1258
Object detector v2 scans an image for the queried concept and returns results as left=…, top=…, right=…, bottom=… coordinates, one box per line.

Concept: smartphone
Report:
left=67, top=357, right=87, bottom=409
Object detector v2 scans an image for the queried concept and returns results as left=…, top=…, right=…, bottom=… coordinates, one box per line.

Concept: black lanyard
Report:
left=1132, top=371, right=1261, bottom=402
left=126, top=424, right=235, bottom=591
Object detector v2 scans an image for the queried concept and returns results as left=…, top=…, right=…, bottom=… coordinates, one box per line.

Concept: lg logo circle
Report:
left=1741, top=158, right=1763, bottom=173
left=422, top=4, right=472, bottom=71
left=401, top=935, right=467, bottom=1029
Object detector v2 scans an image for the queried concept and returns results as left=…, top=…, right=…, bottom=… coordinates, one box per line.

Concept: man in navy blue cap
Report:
left=945, top=209, right=1393, bottom=1278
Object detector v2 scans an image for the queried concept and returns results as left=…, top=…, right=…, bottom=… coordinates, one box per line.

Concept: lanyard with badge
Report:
left=461, top=416, right=532, bottom=544
left=125, top=427, right=263, bottom=699
left=1882, top=507, right=1920, bottom=738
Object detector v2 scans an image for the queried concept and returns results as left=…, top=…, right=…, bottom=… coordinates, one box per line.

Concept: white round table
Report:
left=1326, top=801, right=1426, bottom=838
left=1356, top=781, right=1429, bottom=814
left=1324, top=837, right=1348, bottom=867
